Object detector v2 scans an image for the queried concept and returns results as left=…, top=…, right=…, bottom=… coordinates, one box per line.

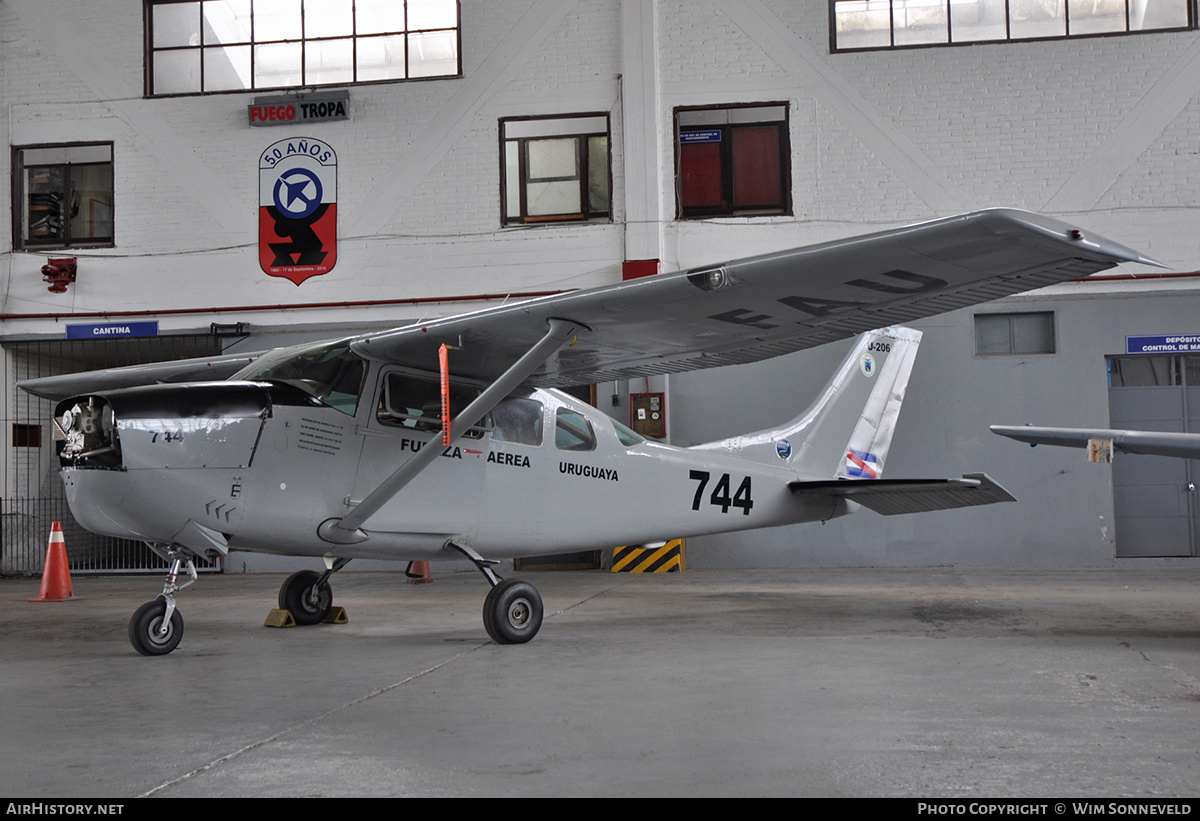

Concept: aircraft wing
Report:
left=19, top=209, right=1156, bottom=400
left=789, top=474, right=1016, bottom=516
left=18, top=352, right=263, bottom=402
left=349, top=209, right=1158, bottom=387
left=990, top=425, right=1200, bottom=459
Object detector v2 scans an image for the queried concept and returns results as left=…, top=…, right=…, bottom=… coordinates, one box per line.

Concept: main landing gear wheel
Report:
left=129, top=598, right=184, bottom=656
left=483, top=578, right=543, bottom=644
left=279, top=569, right=334, bottom=626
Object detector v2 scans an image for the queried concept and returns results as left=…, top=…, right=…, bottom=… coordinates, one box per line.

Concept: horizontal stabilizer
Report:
left=788, top=473, right=1015, bottom=516
left=991, top=425, right=1200, bottom=459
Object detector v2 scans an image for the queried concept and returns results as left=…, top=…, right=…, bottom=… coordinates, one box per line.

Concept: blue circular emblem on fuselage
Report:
left=776, top=438, right=792, bottom=459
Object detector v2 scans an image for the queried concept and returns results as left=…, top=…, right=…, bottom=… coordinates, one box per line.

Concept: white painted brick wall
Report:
left=0, top=0, right=1196, bottom=336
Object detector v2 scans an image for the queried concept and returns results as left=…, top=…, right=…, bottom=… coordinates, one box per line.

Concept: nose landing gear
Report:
left=129, top=598, right=183, bottom=656
left=128, top=548, right=197, bottom=656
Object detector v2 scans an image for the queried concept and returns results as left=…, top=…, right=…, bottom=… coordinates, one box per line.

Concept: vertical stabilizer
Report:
left=692, top=326, right=922, bottom=479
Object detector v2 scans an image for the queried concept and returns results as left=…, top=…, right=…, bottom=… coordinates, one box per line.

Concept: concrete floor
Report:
left=2, top=565, right=1199, bottom=798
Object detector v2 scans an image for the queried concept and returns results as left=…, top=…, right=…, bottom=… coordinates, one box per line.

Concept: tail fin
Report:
left=692, top=326, right=922, bottom=479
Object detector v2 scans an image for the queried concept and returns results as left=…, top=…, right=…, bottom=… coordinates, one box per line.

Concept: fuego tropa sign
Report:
left=259, top=137, right=337, bottom=285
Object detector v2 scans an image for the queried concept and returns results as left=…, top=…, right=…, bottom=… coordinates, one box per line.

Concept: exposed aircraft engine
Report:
left=58, top=397, right=120, bottom=468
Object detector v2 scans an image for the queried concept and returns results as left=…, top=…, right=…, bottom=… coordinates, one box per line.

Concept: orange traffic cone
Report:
left=30, top=522, right=74, bottom=602
left=406, top=560, right=432, bottom=584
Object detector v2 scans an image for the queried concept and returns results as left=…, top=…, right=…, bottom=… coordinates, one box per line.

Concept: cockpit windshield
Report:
left=232, top=339, right=366, bottom=416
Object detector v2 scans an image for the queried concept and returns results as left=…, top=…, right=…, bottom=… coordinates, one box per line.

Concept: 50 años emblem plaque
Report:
left=259, top=137, right=337, bottom=285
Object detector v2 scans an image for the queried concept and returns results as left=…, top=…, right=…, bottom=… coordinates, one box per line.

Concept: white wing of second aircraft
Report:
left=991, top=425, right=1200, bottom=459
left=20, top=208, right=1158, bottom=401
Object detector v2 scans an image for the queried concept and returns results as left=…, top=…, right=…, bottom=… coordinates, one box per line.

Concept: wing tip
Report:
left=974, top=208, right=1166, bottom=269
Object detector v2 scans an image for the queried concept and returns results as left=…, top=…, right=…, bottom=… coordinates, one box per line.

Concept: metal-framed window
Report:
left=500, top=114, right=611, bottom=226
left=831, top=0, right=1195, bottom=52
left=1106, top=354, right=1200, bottom=387
left=12, top=143, right=114, bottom=251
left=145, top=0, right=461, bottom=96
left=674, top=104, right=791, bottom=220
left=974, top=311, right=1056, bottom=355
left=11, top=424, right=42, bottom=449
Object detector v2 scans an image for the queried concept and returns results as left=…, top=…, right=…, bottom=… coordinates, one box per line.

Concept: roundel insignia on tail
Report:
left=860, top=352, right=875, bottom=377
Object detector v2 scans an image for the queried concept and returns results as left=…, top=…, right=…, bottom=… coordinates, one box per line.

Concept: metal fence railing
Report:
left=2, top=335, right=228, bottom=576
left=2, top=497, right=221, bottom=575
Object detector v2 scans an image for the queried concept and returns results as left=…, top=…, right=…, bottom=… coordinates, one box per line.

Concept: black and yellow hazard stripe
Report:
left=611, top=539, right=684, bottom=572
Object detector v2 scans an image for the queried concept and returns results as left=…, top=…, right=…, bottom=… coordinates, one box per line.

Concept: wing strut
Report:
left=318, top=317, right=582, bottom=545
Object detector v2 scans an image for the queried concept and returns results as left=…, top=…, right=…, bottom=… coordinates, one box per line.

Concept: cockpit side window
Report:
left=491, top=397, right=544, bottom=445
left=555, top=408, right=596, bottom=452
left=378, top=372, right=489, bottom=438
left=233, top=340, right=366, bottom=416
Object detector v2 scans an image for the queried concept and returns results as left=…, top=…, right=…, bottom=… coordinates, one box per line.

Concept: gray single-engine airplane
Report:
left=19, top=209, right=1157, bottom=655
left=991, top=425, right=1200, bottom=459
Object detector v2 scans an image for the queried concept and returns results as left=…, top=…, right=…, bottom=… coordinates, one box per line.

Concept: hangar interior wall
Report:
left=675, top=282, right=1200, bottom=567
left=1, top=0, right=1198, bottom=569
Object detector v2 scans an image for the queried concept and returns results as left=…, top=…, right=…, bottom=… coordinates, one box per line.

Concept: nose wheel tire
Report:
left=279, top=570, right=334, bottom=626
left=129, top=599, right=184, bottom=656
left=483, top=579, right=543, bottom=644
